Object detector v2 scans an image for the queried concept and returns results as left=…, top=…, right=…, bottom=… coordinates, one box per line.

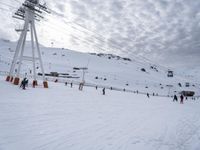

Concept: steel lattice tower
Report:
left=6, top=0, right=50, bottom=88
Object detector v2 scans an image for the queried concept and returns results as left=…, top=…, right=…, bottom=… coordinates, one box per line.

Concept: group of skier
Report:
left=65, top=82, right=191, bottom=101
left=20, top=79, right=196, bottom=103
left=65, top=82, right=73, bottom=88
left=65, top=82, right=106, bottom=95
left=173, top=94, right=184, bottom=104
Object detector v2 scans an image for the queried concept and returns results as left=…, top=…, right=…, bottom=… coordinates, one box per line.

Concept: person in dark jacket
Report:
left=147, top=93, right=150, bottom=98
left=102, top=88, right=105, bottom=95
left=70, top=82, right=73, bottom=88
left=180, top=95, right=184, bottom=104
left=20, top=78, right=28, bottom=90
left=173, top=95, right=178, bottom=102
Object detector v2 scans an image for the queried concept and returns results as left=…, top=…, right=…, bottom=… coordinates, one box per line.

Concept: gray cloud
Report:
left=0, top=0, right=200, bottom=68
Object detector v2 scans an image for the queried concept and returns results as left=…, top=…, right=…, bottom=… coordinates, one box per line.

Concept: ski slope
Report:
left=0, top=78, right=200, bottom=150
left=0, top=39, right=200, bottom=96
left=1, top=39, right=200, bottom=150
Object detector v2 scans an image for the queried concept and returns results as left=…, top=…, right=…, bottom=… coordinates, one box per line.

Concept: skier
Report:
left=147, top=93, right=150, bottom=98
left=95, top=86, right=98, bottom=90
left=70, top=82, right=73, bottom=88
left=79, top=82, right=84, bottom=91
left=102, top=88, right=105, bottom=95
left=33, top=80, right=36, bottom=88
left=20, top=78, right=28, bottom=90
left=173, top=95, right=178, bottom=102
left=65, top=82, right=68, bottom=86
left=180, top=95, right=184, bottom=104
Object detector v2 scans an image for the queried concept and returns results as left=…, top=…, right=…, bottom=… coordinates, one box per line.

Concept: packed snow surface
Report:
left=0, top=78, right=200, bottom=150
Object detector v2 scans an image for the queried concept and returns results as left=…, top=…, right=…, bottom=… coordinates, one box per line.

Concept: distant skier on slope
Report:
left=20, top=78, right=28, bottom=90
left=70, top=82, right=73, bottom=88
left=102, top=88, right=105, bottom=95
left=79, top=82, right=84, bottom=91
left=180, top=95, right=184, bottom=104
left=147, top=93, right=150, bottom=98
left=173, top=95, right=178, bottom=102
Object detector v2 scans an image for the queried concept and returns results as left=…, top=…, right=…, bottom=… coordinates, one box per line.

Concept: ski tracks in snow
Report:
left=1, top=81, right=200, bottom=150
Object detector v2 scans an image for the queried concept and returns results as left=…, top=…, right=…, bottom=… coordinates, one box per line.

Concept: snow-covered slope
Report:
left=0, top=39, right=199, bottom=96
left=0, top=78, right=200, bottom=150
left=1, top=39, right=200, bottom=150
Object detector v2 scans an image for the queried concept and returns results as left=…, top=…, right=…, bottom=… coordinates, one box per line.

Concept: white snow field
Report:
left=1, top=77, right=200, bottom=150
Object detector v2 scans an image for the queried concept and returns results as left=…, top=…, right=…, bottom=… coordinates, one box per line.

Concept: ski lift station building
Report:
left=181, top=91, right=195, bottom=97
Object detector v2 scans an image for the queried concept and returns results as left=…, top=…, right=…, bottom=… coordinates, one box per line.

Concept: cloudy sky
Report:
left=0, top=0, right=200, bottom=68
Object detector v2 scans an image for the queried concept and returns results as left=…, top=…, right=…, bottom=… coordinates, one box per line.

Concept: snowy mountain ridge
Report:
left=0, top=39, right=199, bottom=96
